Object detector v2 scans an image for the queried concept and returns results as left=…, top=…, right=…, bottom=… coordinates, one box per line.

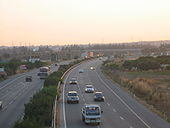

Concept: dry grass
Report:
left=102, top=66, right=170, bottom=122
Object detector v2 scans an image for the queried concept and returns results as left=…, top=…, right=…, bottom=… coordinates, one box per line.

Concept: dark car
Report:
left=94, top=92, right=105, bottom=101
left=25, top=76, right=32, bottom=82
left=0, top=101, right=3, bottom=109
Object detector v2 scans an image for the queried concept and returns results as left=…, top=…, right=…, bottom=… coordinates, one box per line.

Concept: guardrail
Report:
left=52, top=58, right=95, bottom=128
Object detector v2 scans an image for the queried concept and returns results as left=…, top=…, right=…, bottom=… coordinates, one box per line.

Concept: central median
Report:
left=13, top=58, right=92, bottom=128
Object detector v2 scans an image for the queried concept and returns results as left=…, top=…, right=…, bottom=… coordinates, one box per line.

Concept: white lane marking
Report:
left=1, top=93, right=9, bottom=99
left=107, top=102, right=110, bottom=106
left=1, top=82, right=25, bottom=100
left=0, top=74, right=28, bottom=90
left=129, top=126, right=133, bottom=128
left=113, top=108, right=117, bottom=112
left=120, top=116, right=125, bottom=120
left=95, top=71, right=151, bottom=128
left=63, top=71, right=72, bottom=128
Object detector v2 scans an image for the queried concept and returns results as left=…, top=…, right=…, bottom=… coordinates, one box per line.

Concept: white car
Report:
left=69, top=77, right=78, bottom=84
left=0, top=101, right=3, bottom=109
left=82, top=104, right=102, bottom=125
left=85, top=85, right=94, bottom=93
left=67, top=91, right=79, bottom=104
left=90, top=67, right=95, bottom=70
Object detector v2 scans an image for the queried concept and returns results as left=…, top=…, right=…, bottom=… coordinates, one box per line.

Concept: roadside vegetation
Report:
left=13, top=58, right=89, bottom=128
left=102, top=56, right=170, bottom=122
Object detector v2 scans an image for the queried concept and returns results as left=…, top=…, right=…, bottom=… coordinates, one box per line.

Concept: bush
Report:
left=123, top=56, right=160, bottom=71
left=14, top=119, right=42, bottom=128
left=24, top=86, right=56, bottom=126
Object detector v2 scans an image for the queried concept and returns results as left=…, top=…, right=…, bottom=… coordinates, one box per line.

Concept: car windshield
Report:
left=40, top=73, right=48, bottom=76
left=95, top=93, right=103, bottom=97
left=86, top=86, right=93, bottom=88
left=86, top=107, right=100, bottom=115
left=68, top=93, right=77, bottom=96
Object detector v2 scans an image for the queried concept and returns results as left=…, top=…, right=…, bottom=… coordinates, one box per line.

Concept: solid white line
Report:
left=63, top=71, right=72, bottom=128
left=63, top=79, right=67, bottom=128
left=95, top=71, right=151, bottom=128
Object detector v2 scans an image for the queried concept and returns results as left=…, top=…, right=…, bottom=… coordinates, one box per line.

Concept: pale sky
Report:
left=0, top=0, right=170, bottom=46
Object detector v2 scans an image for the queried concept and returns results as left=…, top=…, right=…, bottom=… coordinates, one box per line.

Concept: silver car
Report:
left=85, top=85, right=94, bottom=93
left=67, top=91, right=79, bottom=104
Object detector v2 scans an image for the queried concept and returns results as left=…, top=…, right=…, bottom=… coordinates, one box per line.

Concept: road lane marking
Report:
left=113, top=108, right=117, bottom=112
left=0, top=73, right=30, bottom=90
left=95, top=71, right=151, bottom=128
left=107, top=102, right=110, bottom=106
left=63, top=71, right=72, bottom=128
left=120, top=116, right=125, bottom=120
left=129, top=126, right=133, bottom=128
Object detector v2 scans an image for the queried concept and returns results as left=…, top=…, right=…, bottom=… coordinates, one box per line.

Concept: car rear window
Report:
left=68, top=93, right=77, bottom=96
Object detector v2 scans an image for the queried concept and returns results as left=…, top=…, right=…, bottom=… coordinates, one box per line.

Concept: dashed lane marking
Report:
left=113, top=109, right=117, bottom=112
left=95, top=71, right=151, bottom=128
left=107, top=102, right=110, bottom=106
left=120, top=116, right=125, bottom=120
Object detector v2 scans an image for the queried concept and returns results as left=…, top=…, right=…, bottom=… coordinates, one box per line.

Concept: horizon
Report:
left=0, top=40, right=170, bottom=47
left=1, top=0, right=170, bottom=46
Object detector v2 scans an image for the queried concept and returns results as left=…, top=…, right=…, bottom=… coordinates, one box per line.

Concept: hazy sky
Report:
left=0, top=0, right=170, bottom=46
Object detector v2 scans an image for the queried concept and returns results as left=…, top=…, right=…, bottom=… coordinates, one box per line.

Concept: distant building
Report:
left=81, top=52, right=88, bottom=59
left=29, top=56, right=40, bottom=63
left=88, top=52, right=94, bottom=57
left=51, top=53, right=58, bottom=62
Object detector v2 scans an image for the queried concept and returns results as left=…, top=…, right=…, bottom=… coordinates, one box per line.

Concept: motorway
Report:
left=60, top=58, right=170, bottom=128
left=0, top=60, right=73, bottom=128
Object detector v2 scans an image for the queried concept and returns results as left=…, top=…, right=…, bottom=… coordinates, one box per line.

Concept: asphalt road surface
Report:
left=60, top=58, right=170, bottom=128
left=0, top=60, right=73, bottom=128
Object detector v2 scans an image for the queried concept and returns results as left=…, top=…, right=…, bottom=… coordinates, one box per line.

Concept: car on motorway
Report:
left=37, top=72, right=40, bottom=76
left=94, top=92, right=105, bottom=101
left=39, top=72, right=49, bottom=79
left=79, top=69, right=84, bottom=73
left=81, top=104, right=102, bottom=125
left=85, top=85, right=94, bottom=93
left=67, top=91, right=79, bottom=104
left=90, top=66, right=95, bottom=70
left=0, top=101, right=3, bottom=109
left=25, top=76, right=32, bottom=82
left=69, top=77, right=78, bottom=84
